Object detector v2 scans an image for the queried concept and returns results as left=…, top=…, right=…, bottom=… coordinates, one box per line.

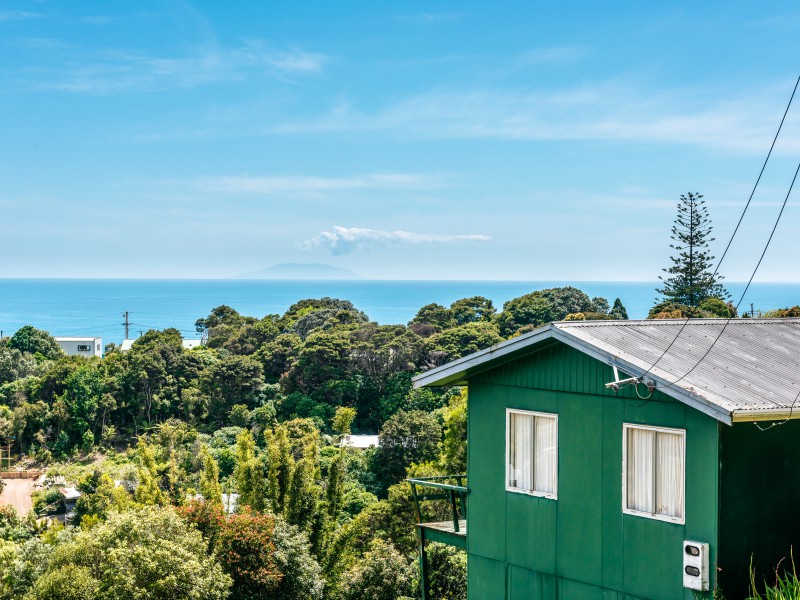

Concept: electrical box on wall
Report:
left=683, top=540, right=709, bottom=591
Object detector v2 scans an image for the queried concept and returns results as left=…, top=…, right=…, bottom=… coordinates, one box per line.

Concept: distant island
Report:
left=236, top=262, right=362, bottom=280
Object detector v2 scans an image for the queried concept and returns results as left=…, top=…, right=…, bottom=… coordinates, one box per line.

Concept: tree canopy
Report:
left=656, top=192, right=729, bottom=308
left=0, top=285, right=640, bottom=600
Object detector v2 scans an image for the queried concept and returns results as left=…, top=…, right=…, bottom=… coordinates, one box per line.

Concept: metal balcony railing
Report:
left=407, top=475, right=469, bottom=600
left=407, top=475, right=468, bottom=533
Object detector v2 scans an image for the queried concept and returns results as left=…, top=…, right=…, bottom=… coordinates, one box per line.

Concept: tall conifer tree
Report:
left=657, top=192, right=729, bottom=307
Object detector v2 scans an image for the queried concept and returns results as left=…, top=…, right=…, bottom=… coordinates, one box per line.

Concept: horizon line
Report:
left=0, top=277, right=798, bottom=285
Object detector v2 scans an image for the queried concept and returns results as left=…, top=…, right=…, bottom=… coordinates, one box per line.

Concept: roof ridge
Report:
left=555, top=318, right=800, bottom=327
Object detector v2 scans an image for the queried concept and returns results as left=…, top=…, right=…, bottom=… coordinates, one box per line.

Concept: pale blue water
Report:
left=0, top=279, right=798, bottom=344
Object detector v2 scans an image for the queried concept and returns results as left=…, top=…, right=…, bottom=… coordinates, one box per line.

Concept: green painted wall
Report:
left=718, top=419, right=800, bottom=598
left=465, top=342, right=719, bottom=600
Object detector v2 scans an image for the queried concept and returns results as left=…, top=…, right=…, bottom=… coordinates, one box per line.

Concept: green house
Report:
left=410, top=319, right=800, bottom=600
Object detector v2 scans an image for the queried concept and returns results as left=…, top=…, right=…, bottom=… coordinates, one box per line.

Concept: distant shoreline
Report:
left=0, top=280, right=797, bottom=344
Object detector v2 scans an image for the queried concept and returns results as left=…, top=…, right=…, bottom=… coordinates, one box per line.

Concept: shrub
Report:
left=763, top=306, right=800, bottom=319
left=216, top=511, right=283, bottom=599
left=428, top=542, right=467, bottom=600
left=699, top=297, right=732, bottom=318
left=32, top=507, right=231, bottom=599
left=339, top=539, right=415, bottom=600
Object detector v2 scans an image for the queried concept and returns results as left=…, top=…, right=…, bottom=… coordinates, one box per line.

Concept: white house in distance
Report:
left=55, top=337, right=102, bottom=358
left=340, top=434, right=380, bottom=449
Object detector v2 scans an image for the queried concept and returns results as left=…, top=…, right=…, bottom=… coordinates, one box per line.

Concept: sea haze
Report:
left=0, top=279, right=798, bottom=345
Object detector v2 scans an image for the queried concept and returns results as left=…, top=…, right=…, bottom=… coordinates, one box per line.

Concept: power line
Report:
left=128, top=322, right=199, bottom=336
left=636, top=74, right=800, bottom=384
left=655, top=159, right=800, bottom=391
left=755, top=388, right=800, bottom=431
left=634, top=158, right=800, bottom=400
left=714, top=74, right=800, bottom=276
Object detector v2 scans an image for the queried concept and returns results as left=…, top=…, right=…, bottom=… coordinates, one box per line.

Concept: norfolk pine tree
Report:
left=657, top=192, right=729, bottom=308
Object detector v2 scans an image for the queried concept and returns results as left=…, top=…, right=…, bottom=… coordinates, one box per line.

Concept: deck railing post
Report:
left=418, top=528, right=430, bottom=600
left=449, top=488, right=459, bottom=532
left=410, top=481, right=423, bottom=523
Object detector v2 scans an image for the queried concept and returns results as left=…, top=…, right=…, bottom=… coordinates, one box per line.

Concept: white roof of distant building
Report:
left=340, top=434, right=380, bottom=449
left=59, top=487, right=81, bottom=500
left=54, top=337, right=101, bottom=342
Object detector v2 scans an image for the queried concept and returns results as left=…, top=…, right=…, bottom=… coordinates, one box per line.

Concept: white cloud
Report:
left=276, top=81, right=800, bottom=154
left=75, top=15, right=119, bottom=25
left=0, top=11, right=41, bottom=21
left=394, top=12, right=465, bottom=23
left=299, top=225, right=491, bottom=255
left=266, top=50, right=327, bottom=72
left=196, top=173, right=445, bottom=194
left=515, top=46, right=587, bottom=65
left=19, top=42, right=328, bottom=94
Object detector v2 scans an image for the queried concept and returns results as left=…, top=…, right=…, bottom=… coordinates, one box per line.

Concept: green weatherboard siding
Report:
left=465, top=342, right=718, bottom=600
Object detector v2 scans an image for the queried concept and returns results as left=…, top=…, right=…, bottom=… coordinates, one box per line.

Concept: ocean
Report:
left=0, top=279, right=798, bottom=345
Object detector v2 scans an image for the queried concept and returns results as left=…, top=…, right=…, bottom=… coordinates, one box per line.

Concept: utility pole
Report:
left=750, top=303, right=755, bottom=319
left=122, top=311, right=130, bottom=339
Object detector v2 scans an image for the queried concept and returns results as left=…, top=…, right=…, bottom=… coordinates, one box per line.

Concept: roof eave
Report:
left=413, top=322, right=734, bottom=425
left=554, top=328, right=734, bottom=425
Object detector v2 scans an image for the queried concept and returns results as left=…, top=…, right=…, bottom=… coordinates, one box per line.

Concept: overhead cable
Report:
left=636, top=74, right=800, bottom=385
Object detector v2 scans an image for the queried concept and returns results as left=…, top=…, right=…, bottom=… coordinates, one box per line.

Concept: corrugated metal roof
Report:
left=413, top=319, right=800, bottom=424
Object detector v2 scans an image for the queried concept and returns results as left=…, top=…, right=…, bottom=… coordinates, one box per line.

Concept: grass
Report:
left=747, top=554, right=800, bottom=600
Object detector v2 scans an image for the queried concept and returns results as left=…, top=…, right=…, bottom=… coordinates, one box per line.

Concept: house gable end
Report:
left=471, top=340, right=676, bottom=404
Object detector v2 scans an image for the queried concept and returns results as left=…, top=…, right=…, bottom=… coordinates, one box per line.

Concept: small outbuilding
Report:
left=59, top=487, right=81, bottom=520
left=411, top=319, right=800, bottom=599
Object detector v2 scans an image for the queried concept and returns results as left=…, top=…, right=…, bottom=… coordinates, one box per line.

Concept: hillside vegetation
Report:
left=0, top=287, right=627, bottom=599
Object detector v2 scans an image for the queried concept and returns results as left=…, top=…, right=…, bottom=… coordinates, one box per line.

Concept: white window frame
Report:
left=505, top=408, right=558, bottom=499
left=622, top=423, right=686, bottom=525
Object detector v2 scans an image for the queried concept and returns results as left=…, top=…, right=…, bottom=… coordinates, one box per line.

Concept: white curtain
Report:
left=509, top=412, right=533, bottom=490
left=508, top=412, right=557, bottom=494
left=534, top=415, right=557, bottom=494
left=656, top=431, right=684, bottom=519
left=626, top=427, right=655, bottom=513
left=626, top=426, right=685, bottom=519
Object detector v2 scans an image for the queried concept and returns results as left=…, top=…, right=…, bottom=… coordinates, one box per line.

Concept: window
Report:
left=506, top=409, right=558, bottom=498
left=623, top=424, right=685, bottom=523
left=77, top=344, right=91, bottom=352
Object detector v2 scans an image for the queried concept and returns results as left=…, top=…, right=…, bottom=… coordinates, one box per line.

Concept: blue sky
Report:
left=2, top=1, right=800, bottom=281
